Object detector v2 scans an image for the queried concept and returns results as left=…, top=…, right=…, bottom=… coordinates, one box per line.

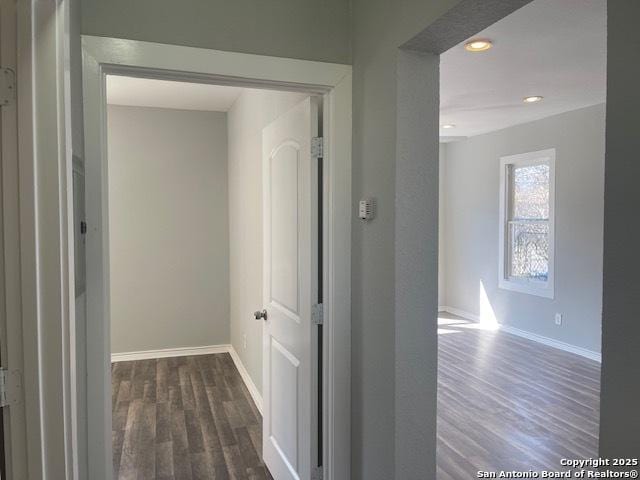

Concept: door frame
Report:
left=0, top=0, right=28, bottom=477
left=81, top=36, right=352, bottom=480
left=4, top=0, right=78, bottom=478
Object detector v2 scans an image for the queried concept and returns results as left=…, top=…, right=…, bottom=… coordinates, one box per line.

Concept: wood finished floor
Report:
left=112, top=353, right=273, bottom=480
left=437, top=313, right=601, bottom=479
left=112, top=318, right=600, bottom=479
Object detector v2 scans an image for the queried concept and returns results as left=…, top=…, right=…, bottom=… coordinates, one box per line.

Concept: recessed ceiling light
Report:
left=441, top=124, right=456, bottom=129
left=523, top=95, right=544, bottom=103
left=464, top=39, right=493, bottom=52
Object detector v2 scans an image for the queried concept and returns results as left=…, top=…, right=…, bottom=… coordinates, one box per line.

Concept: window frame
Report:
left=498, top=148, right=556, bottom=299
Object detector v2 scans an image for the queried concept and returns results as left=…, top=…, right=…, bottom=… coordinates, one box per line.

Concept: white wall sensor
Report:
left=359, top=198, right=376, bottom=220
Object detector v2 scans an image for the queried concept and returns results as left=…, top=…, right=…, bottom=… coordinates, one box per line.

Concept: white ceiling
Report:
left=106, top=76, right=244, bottom=112
left=440, top=0, right=606, bottom=139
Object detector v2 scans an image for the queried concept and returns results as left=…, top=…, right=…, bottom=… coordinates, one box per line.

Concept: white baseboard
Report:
left=439, top=305, right=480, bottom=322
left=111, top=344, right=231, bottom=362
left=111, top=343, right=265, bottom=413
left=439, top=306, right=601, bottom=363
left=498, top=325, right=601, bottom=363
left=228, top=345, right=263, bottom=415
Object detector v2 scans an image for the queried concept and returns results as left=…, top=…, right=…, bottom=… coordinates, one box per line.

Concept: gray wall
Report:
left=394, top=50, right=440, bottom=478
left=227, top=89, right=308, bottom=393
left=441, top=104, right=605, bottom=353
left=439, top=144, right=447, bottom=307
left=599, top=0, right=640, bottom=458
left=81, top=0, right=351, bottom=64
left=351, top=1, right=459, bottom=478
left=107, top=105, right=230, bottom=354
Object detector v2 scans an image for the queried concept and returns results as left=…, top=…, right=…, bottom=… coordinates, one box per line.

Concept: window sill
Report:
left=498, top=278, right=554, bottom=299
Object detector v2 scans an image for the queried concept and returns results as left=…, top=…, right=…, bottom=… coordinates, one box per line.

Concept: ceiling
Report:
left=440, top=0, right=606, bottom=139
left=106, top=76, right=244, bottom=112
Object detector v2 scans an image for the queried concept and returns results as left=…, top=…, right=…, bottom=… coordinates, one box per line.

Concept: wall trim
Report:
left=111, top=344, right=231, bottom=363
left=110, top=343, right=264, bottom=413
left=228, top=346, right=264, bottom=415
left=439, top=306, right=601, bottom=363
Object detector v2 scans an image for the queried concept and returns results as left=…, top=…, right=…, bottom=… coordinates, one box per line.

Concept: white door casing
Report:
left=82, top=36, right=352, bottom=480
left=262, top=97, right=319, bottom=480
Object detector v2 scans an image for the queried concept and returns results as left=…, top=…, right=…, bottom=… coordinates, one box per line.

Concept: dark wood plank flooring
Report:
left=112, top=353, right=273, bottom=480
left=437, top=313, right=601, bottom=479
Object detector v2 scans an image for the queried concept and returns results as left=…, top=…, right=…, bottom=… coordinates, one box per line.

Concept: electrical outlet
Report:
left=243, top=333, right=247, bottom=349
left=555, top=313, right=562, bottom=326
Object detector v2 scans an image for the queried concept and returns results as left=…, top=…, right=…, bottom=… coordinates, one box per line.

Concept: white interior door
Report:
left=261, top=97, right=320, bottom=480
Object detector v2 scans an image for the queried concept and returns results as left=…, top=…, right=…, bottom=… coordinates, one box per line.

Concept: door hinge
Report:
left=312, top=466, right=324, bottom=480
left=311, top=137, right=324, bottom=159
left=312, top=303, right=324, bottom=325
left=0, top=368, right=22, bottom=408
left=0, top=68, right=16, bottom=107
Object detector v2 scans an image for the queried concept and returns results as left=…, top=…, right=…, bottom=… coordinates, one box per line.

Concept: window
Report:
left=498, top=149, right=555, bottom=298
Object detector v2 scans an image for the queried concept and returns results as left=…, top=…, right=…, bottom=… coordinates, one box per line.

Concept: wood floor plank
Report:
left=155, top=441, right=173, bottom=479
left=113, top=353, right=271, bottom=480
left=171, top=406, right=194, bottom=479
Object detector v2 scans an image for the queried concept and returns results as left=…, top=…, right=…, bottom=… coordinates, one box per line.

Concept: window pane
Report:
left=509, top=221, right=549, bottom=281
left=512, top=164, right=549, bottom=220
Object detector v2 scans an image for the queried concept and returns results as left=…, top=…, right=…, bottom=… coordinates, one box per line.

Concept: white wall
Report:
left=227, top=89, right=308, bottom=393
left=441, top=103, right=605, bottom=353
left=107, top=105, right=230, bottom=354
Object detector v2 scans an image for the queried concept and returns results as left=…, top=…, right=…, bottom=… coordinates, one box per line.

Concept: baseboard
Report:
left=111, top=344, right=230, bottom=363
left=440, top=306, right=601, bottom=363
left=228, top=345, right=263, bottom=415
left=499, top=324, right=601, bottom=363
left=439, top=305, right=480, bottom=322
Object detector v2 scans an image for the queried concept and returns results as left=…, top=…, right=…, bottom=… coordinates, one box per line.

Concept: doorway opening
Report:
left=81, top=37, right=351, bottom=480
left=436, top=0, right=605, bottom=476
left=105, top=77, right=323, bottom=480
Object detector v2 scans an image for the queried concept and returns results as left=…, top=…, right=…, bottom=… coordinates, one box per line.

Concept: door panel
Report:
left=269, top=337, right=300, bottom=470
left=262, top=97, right=319, bottom=480
left=269, top=143, right=300, bottom=317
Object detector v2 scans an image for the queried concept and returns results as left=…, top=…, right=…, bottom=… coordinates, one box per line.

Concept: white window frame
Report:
left=498, top=148, right=556, bottom=299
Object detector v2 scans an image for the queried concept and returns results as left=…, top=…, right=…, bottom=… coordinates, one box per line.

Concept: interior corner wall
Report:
left=107, top=105, right=230, bottom=354
left=227, top=89, right=308, bottom=394
left=395, top=49, right=440, bottom=479
left=443, top=104, right=605, bottom=353
left=80, top=0, right=351, bottom=64
left=351, top=1, right=460, bottom=478
left=599, top=0, right=640, bottom=457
